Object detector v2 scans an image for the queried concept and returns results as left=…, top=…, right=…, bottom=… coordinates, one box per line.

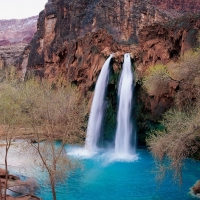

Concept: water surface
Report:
left=10, top=146, right=198, bottom=200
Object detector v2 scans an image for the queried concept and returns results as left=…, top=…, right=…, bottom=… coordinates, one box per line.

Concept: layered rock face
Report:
left=0, top=16, right=37, bottom=71
left=136, top=15, right=200, bottom=74
left=0, top=44, right=27, bottom=69
left=0, top=16, right=38, bottom=46
left=23, top=0, right=200, bottom=94
left=25, top=0, right=176, bottom=88
left=151, top=0, right=200, bottom=13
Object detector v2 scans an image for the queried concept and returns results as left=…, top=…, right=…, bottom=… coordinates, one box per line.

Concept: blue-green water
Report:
left=26, top=147, right=199, bottom=200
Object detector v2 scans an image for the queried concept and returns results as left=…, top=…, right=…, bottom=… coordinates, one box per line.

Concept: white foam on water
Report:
left=67, top=146, right=98, bottom=158
left=67, top=145, right=139, bottom=165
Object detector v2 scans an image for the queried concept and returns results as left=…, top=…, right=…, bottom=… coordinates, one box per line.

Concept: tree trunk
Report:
left=50, top=177, right=56, bottom=200
left=51, top=182, right=56, bottom=200
left=0, top=179, right=2, bottom=200
left=4, top=151, right=8, bottom=200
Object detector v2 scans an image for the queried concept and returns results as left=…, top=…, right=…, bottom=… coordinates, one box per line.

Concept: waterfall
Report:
left=114, top=53, right=135, bottom=155
left=85, top=55, right=113, bottom=151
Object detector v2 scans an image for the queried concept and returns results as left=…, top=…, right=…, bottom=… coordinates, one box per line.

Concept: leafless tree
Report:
left=147, top=101, right=200, bottom=183
left=0, top=84, right=21, bottom=200
left=18, top=79, right=87, bottom=200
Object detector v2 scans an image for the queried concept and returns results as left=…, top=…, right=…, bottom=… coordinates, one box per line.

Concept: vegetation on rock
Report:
left=143, top=64, right=170, bottom=97
left=146, top=49, right=200, bottom=186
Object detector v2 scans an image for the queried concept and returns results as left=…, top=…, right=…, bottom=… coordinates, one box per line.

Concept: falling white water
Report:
left=85, top=55, right=113, bottom=151
left=115, top=53, right=135, bottom=155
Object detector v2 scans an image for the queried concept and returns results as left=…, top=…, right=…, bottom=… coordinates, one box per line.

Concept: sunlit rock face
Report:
left=0, top=16, right=37, bottom=68
left=151, top=0, right=200, bottom=13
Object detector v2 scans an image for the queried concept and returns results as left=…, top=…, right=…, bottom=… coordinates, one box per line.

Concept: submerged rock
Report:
left=192, top=180, right=200, bottom=195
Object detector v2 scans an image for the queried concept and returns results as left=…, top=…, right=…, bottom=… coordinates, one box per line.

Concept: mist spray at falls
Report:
left=114, top=53, right=135, bottom=155
left=85, top=55, right=113, bottom=151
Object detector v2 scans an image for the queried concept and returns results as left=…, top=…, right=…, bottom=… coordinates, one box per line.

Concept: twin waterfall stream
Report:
left=85, top=53, right=136, bottom=158
left=85, top=55, right=113, bottom=151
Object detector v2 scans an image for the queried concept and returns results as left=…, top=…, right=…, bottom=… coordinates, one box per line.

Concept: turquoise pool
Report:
left=25, top=147, right=200, bottom=200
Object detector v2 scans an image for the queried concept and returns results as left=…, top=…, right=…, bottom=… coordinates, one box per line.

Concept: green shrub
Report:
left=143, top=64, right=170, bottom=96
left=167, top=49, right=200, bottom=82
left=167, top=50, right=200, bottom=110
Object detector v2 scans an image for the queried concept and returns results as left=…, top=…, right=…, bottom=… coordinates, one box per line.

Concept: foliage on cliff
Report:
left=143, top=64, right=170, bottom=97
left=146, top=49, right=200, bottom=183
left=143, top=49, right=200, bottom=101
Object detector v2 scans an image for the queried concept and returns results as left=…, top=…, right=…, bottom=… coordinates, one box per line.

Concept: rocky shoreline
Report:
left=0, top=168, right=41, bottom=200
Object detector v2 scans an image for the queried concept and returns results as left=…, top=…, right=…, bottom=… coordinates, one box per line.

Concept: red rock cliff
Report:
left=16, top=0, right=200, bottom=130
left=151, top=0, right=200, bottom=13
left=22, top=0, right=200, bottom=90
left=24, top=0, right=175, bottom=86
left=14, top=0, right=200, bottom=144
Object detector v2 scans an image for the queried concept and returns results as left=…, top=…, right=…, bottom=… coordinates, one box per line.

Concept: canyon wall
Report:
left=15, top=0, right=200, bottom=143
left=21, top=0, right=200, bottom=96
left=151, top=0, right=200, bottom=13
left=0, top=16, right=38, bottom=46
left=24, top=0, right=175, bottom=87
left=0, top=16, right=37, bottom=72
